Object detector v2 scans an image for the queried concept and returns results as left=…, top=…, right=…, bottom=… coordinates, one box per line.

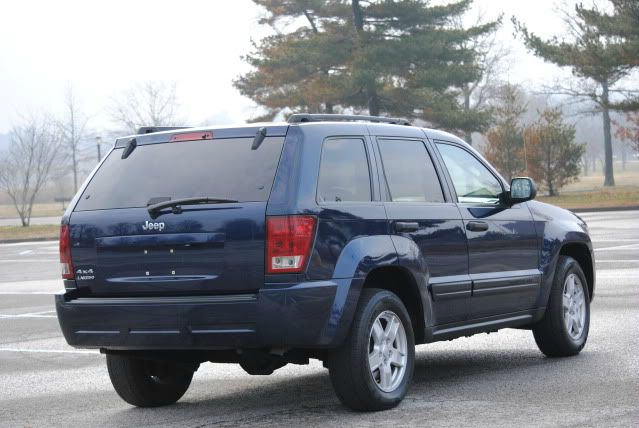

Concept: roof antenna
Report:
left=121, top=138, right=137, bottom=159
left=251, top=127, right=267, bottom=150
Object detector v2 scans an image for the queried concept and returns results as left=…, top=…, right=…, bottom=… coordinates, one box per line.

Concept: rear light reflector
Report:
left=59, top=224, right=74, bottom=279
left=266, top=215, right=316, bottom=274
left=169, top=131, right=213, bottom=142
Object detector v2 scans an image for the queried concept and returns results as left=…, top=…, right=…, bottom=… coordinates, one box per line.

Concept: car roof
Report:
left=113, top=118, right=467, bottom=148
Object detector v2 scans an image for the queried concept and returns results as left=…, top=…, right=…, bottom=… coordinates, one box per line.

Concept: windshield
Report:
left=75, top=136, right=285, bottom=211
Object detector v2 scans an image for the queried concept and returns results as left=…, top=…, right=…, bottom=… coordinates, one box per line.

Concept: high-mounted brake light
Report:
left=169, top=131, right=213, bottom=142
left=60, top=224, right=74, bottom=279
left=266, top=216, right=316, bottom=274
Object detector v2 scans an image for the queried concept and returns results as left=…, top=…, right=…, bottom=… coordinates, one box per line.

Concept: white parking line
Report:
left=0, top=314, right=57, bottom=318
left=596, top=260, right=639, bottom=263
left=0, top=259, right=58, bottom=263
left=0, top=348, right=97, bottom=355
left=594, top=244, right=639, bottom=252
left=0, top=292, right=55, bottom=295
left=0, top=310, right=57, bottom=319
left=18, top=250, right=33, bottom=255
left=597, top=270, right=639, bottom=279
left=592, top=239, right=639, bottom=243
left=0, top=241, right=58, bottom=247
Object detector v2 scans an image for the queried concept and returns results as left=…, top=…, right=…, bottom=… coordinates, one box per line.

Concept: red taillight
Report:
left=169, top=131, right=213, bottom=142
left=59, top=224, right=74, bottom=279
left=266, top=215, right=316, bottom=274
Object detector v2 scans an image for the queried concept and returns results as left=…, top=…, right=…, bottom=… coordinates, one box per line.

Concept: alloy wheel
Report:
left=368, top=310, right=408, bottom=392
left=562, top=273, right=586, bottom=341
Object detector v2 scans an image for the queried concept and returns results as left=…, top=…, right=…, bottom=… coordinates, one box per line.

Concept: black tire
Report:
left=106, top=354, right=194, bottom=407
left=533, top=256, right=590, bottom=357
left=328, top=288, right=415, bottom=411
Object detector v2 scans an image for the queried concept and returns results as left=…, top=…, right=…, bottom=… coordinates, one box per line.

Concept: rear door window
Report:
left=378, top=139, right=445, bottom=202
left=317, top=138, right=371, bottom=203
left=76, top=137, right=285, bottom=211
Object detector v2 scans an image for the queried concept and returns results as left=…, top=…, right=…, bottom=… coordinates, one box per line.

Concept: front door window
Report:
left=436, top=143, right=503, bottom=205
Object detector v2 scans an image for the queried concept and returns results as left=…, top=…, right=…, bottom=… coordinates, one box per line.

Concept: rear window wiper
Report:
left=147, top=196, right=239, bottom=217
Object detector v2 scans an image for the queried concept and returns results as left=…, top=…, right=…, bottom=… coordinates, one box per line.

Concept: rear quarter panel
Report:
left=266, top=123, right=433, bottom=344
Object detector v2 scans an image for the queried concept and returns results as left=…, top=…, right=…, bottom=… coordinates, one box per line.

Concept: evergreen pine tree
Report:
left=235, top=0, right=498, bottom=135
left=578, top=0, right=639, bottom=111
left=514, top=6, right=632, bottom=187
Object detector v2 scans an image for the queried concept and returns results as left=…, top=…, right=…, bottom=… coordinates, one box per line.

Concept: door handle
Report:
left=395, top=221, right=419, bottom=233
left=466, top=221, right=489, bottom=232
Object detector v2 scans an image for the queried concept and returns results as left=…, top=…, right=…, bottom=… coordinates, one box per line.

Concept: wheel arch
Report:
left=559, top=242, right=595, bottom=301
left=361, top=265, right=427, bottom=344
left=326, top=235, right=432, bottom=346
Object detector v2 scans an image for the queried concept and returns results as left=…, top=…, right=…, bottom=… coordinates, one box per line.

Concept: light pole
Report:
left=96, top=135, right=103, bottom=163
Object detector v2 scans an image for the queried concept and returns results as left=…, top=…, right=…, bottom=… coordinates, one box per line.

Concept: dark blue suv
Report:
left=56, top=114, right=595, bottom=411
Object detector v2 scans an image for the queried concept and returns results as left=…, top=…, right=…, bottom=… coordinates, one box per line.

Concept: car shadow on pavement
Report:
left=98, top=346, right=578, bottom=427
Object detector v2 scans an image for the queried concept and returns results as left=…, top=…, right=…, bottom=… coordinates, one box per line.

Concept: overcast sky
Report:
left=0, top=0, right=577, bottom=134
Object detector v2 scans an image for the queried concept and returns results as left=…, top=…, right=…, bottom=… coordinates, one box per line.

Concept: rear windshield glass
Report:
left=75, top=137, right=285, bottom=211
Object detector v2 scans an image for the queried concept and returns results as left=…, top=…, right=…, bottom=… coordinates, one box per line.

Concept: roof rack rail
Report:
left=287, top=114, right=411, bottom=126
left=136, top=126, right=191, bottom=135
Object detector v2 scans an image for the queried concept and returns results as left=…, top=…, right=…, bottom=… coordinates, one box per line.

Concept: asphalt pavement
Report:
left=0, top=210, right=638, bottom=427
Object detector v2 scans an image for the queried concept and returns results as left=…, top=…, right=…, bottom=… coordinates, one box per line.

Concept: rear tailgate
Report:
left=69, top=128, right=286, bottom=296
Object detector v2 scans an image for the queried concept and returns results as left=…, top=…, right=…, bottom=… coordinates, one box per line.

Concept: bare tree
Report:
left=109, top=81, right=183, bottom=134
left=0, top=114, right=61, bottom=226
left=454, top=11, right=509, bottom=145
left=59, top=86, right=89, bottom=193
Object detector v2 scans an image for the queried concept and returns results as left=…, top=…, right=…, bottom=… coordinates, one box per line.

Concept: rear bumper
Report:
left=56, top=278, right=362, bottom=350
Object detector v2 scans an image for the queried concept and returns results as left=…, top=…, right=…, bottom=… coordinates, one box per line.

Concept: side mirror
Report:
left=509, top=177, right=537, bottom=205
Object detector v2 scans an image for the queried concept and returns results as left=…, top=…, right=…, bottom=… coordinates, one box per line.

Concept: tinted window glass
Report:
left=76, top=137, right=285, bottom=211
left=317, top=138, right=371, bottom=202
left=378, top=139, right=444, bottom=202
left=436, top=143, right=503, bottom=204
